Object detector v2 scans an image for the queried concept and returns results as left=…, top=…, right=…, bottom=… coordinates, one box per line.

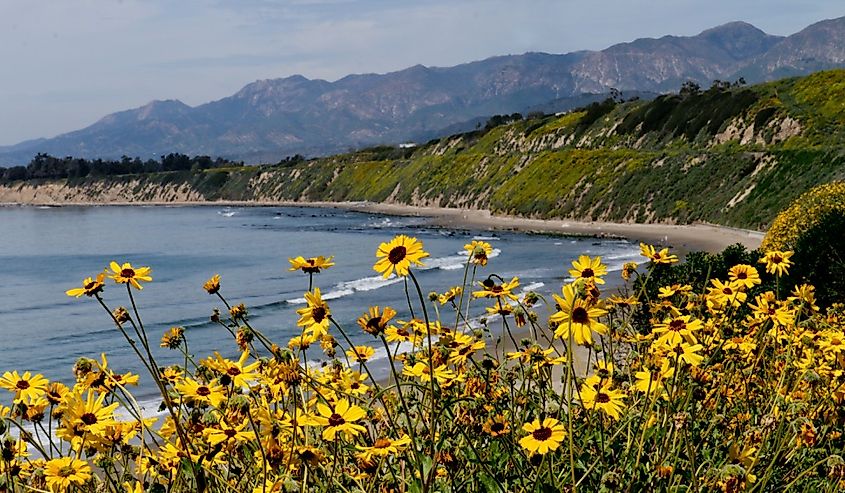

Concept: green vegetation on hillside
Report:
left=5, top=71, right=845, bottom=229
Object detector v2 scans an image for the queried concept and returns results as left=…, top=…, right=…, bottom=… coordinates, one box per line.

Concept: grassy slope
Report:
left=14, top=70, right=845, bottom=230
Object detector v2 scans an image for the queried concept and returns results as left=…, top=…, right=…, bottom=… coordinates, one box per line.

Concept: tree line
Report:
left=0, top=153, right=244, bottom=182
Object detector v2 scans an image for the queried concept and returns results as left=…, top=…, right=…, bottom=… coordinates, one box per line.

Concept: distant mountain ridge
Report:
left=2, top=16, right=845, bottom=165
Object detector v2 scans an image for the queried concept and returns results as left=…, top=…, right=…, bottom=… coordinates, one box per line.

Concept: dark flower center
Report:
left=596, top=393, right=611, bottom=404
left=312, top=306, right=327, bottom=323
left=572, top=307, right=590, bottom=324
left=366, top=317, right=382, bottom=330
left=723, top=287, right=733, bottom=295
left=772, top=254, right=782, bottom=263
left=196, top=386, right=211, bottom=396
left=491, top=286, right=504, bottom=294
left=227, top=367, right=241, bottom=376
left=120, top=268, right=135, bottom=278
left=328, top=413, right=345, bottom=427
left=491, top=422, right=505, bottom=432
left=15, top=380, right=30, bottom=390
left=388, top=246, right=407, bottom=265
left=373, top=438, right=391, bottom=449
left=84, top=280, right=97, bottom=289
left=581, top=268, right=595, bottom=278
left=737, top=272, right=747, bottom=279
left=81, top=412, right=98, bottom=425
left=532, top=426, right=552, bottom=441
left=668, top=319, right=686, bottom=332
left=224, top=429, right=237, bottom=438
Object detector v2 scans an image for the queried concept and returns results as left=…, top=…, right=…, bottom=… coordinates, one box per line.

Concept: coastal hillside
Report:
left=4, top=70, right=845, bottom=230
left=2, top=17, right=845, bottom=164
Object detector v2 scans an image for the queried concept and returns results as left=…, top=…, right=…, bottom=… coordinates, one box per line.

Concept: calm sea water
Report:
left=0, top=205, right=639, bottom=403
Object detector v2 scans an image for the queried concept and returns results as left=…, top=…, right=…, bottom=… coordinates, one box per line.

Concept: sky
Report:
left=0, top=0, right=842, bottom=145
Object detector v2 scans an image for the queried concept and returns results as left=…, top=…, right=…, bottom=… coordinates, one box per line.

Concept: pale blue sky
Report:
left=0, top=0, right=842, bottom=145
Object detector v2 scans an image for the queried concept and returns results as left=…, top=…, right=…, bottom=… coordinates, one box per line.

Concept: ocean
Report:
left=0, top=204, right=640, bottom=405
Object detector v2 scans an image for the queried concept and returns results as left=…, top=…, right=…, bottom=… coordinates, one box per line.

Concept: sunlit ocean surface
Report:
left=0, top=205, right=639, bottom=404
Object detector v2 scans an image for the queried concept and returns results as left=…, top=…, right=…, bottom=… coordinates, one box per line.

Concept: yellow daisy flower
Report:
left=373, top=235, right=429, bottom=278
left=44, top=457, right=92, bottom=492
left=312, top=399, right=367, bottom=441
left=551, top=284, right=608, bottom=346
left=107, top=261, right=152, bottom=289
left=519, top=417, right=565, bottom=454
left=289, top=255, right=335, bottom=273
left=464, top=240, right=493, bottom=266
left=569, top=255, right=608, bottom=285
left=65, top=273, right=105, bottom=298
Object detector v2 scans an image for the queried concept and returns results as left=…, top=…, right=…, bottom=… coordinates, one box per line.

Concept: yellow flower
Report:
left=202, top=351, right=261, bottom=389
left=65, top=273, right=105, bottom=298
left=728, top=264, right=761, bottom=289
left=621, top=261, right=638, bottom=281
left=464, top=240, right=493, bottom=266
left=384, top=322, right=416, bottom=344
left=44, top=457, right=91, bottom=492
left=708, top=279, right=747, bottom=306
left=107, top=261, right=152, bottom=289
left=758, top=250, right=794, bottom=276
left=59, top=389, right=119, bottom=438
left=0, top=371, right=48, bottom=403
left=296, top=288, right=331, bottom=337
left=569, top=255, right=608, bottom=285
left=639, top=243, right=678, bottom=264
left=403, top=362, right=461, bottom=386
left=438, top=286, right=463, bottom=305
left=160, top=326, right=184, bottom=349
left=373, top=235, right=429, bottom=278
left=580, top=382, right=626, bottom=420
left=312, top=399, right=367, bottom=441
left=482, top=415, right=511, bottom=437
left=289, top=255, right=335, bottom=273
left=664, top=342, right=705, bottom=367
left=551, top=284, right=607, bottom=346
left=203, top=274, right=221, bottom=294
left=357, top=306, right=396, bottom=336
left=519, top=417, right=565, bottom=454
left=651, top=315, right=703, bottom=346
left=356, top=434, right=412, bottom=460
left=346, top=345, right=376, bottom=363
left=204, top=419, right=256, bottom=447
left=175, top=378, right=227, bottom=407
left=634, top=361, right=674, bottom=399
left=473, top=276, right=520, bottom=300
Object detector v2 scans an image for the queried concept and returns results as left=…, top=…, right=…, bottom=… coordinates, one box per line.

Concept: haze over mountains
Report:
left=2, top=16, right=845, bottom=165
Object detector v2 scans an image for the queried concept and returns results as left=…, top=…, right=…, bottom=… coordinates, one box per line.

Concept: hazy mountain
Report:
left=2, top=16, right=845, bottom=165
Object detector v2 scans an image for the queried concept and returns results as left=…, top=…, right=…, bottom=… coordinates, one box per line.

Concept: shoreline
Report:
left=1, top=199, right=764, bottom=253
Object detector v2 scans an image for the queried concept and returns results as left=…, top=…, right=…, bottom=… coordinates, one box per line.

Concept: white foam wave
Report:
left=472, top=235, right=499, bottom=241
left=218, top=209, right=238, bottom=217
left=521, top=282, right=545, bottom=293
left=421, top=248, right=503, bottom=271
left=338, top=275, right=402, bottom=292
left=286, top=275, right=401, bottom=304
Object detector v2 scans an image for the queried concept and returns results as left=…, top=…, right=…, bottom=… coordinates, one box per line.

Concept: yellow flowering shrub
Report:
left=762, top=180, right=845, bottom=250
left=1, top=241, right=844, bottom=492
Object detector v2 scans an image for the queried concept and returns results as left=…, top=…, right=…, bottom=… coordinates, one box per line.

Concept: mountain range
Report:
left=2, top=16, right=845, bottom=165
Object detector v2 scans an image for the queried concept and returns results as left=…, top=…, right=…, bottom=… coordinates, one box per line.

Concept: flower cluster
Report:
left=1, top=236, right=843, bottom=492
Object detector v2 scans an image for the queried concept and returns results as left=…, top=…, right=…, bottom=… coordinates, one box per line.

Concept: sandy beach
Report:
left=1, top=198, right=764, bottom=254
